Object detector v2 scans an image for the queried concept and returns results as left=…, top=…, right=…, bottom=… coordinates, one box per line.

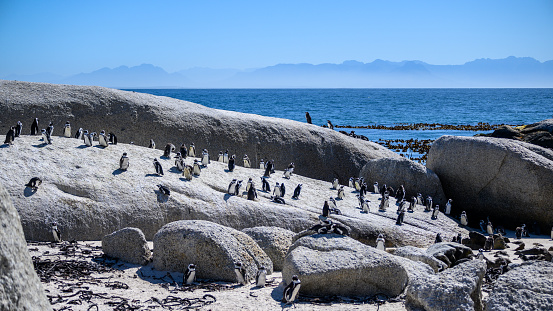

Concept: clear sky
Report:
left=1, top=0, right=552, bottom=76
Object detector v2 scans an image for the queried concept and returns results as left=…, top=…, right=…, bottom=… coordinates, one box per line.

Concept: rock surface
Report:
left=0, top=182, right=52, bottom=311
left=406, top=259, right=487, bottom=311
left=427, top=135, right=553, bottom=231
left=485, top=261, right=553, bottom=311
left=102, top=227, right=152, bottom=265
left=241, top=226, right=295, bottom=271
left=0, top=136, right=467, bottom=247
left=426, top=242, right=474, bottom=267
left=0, top=80, right=398, bottom=183
left=359, top=157, right=447, bottom=205
left=392, top=246, right=447, bottom=272
left=282, top=234, right=410, bottom=297
left=153, top=220, right=273, bottom=282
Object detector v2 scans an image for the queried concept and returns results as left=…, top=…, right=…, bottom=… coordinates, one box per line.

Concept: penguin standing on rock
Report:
left=98, top=130, right=109, bottom=147
left=327, top=120, right=334, bottom=130
left=157, top=184, right=170, bottom=196
left=63, top=121, right=72, bottom=138
left=188, top=143, right=196, bottom=157
left=108, top=132, right=117, bottom=145
left=261, top=177, right=270, bottom=192
left=435, top=233, right=443, bottom=243
left=228, top=155, right=236, bottom=172
left=149, top=139, right=156, bottom=149
left=4, top=127, right=15, bottom=145
left=218, top=151, right=224, bottom=162
left=51, top=222, right=61, bottom=242
left=153, top=158, right=164, bottom=175
left=263, top=160, right=273, bottom=177
left=75, top=128, right=83, bottom=139
left=396, top=210, right=405, bottom=225
left=259, top=159, right=265, bottom=169
left=193, top=159, right=201, bottom=176
left=361, top=199, right=370, bottom=213
left=83, top=130, right=91, bottom=146
left=183, top=264, right=196, bottom=285
left=119, top=153, right=129, bottom=170
left=243, top=154, right=250, bottom=168
left=247, top=183, right=258, bottom=201
left=46, top=122, right=54, bottom=136
left=445, top=199, right=452, bottom=215
left=280, top=183, right=286, bottom=197
left=15, top=121, right=23, bottom=137
left=460, top=211, right=468, bottom=226
left=337, top=186, right=345, bottom=199
left=256, top=266, right=267, bottom=287
left=332, top=178, right=339, bottom=189
left=201, top=149, right=210, bottom=166
left=305, top=112, right=312, bottom=124
left=373, top=182, right=379, bottom=194
left=223, top=150, right=229, bottom=163
left=431, top=205, right=440, bottom=219
left=245, top=178, right=253, bottom=192
left=175, top=153, right=184, bottom=171
left=282, top=275, right=301, bottom=304
left=292, top=184, right=302, bottom=199
left=163, top=143, right=175, bottom=158
left=31, top=118, right=39, bottom=135
left=25, top=177, right=42, bottom=190
left=179, top=144, right=188, bottom=158
left=272, top=182, right=281, bottom=198
left=376, top=234, right=386, bottom=251
left=234, top=180, right=243, bottom=196
left=41, top=129, right=52, bottom=144
left=487, top=220, right=494, bottom=235
left=234, top=262, right=248, bottom=285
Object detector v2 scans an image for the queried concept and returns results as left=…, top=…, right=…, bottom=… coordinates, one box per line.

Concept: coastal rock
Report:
left=0, top=80, right=398, bottom=183
left=153, top=220, right=273, bottom=282
left=0, top=182, right=52, bottom=311
left=359, top=157, right=447, bottom=205
left=282, top=234, right=410, bottom=297
left=485, top=261, right=553, bottom=311
left=489, top=125, right=521, bottom=139
left=392, top=245, right=447, bottom=272
left=101, top=227, right=152, bottom=265
left=241, top=226, right=294, bottom=271
left=406, top=259, right=487, bottom=311
left=520, top=118, right=553, bottom=135
left=467, top=231, right=487, bottom=249
left=427, top=135, right=553, bottom=231
left=426, top=242, right=474, bottom=267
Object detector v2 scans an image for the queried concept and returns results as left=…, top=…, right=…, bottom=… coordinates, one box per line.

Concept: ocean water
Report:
left=125, top=88, right=553, bottom=143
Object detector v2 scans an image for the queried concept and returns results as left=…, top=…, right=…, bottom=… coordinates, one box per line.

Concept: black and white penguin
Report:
left=305, top=112, right=312, bottom=124
left=454, top=233, right=462, bottom=244
left=361, top=199, right=370, bottom=213
left=188, top=143, right=196, bottom=157
left=163, top=143, right=175, bottom=158
left=332, top=178, right=339, bottom=190
left=201, top=149, right=210, bottom=166
left=550, top=226, right=553, bottom=241
left=98, top=130, right=109, bottom=147
left=408, top=196, right=416, bottom=212
left=15, top=121, right=23, bottom=137
left=259, top=159, right=265, bottom=169
left=234, top=262, right=248, bottom=285
left=487, top=220, right=494, bottom=235
left=31, top=118, right=39, bottom=135
left=376, top=234, right=386, bottom=251
left=515, top=226, right=523, bottom=239
left=182, top=165, right=193, bottom=181
left=379, top=194, right=389, bottom=211
left=476, top=249, right=485, bottom=260
left=63, top=121, right=71, bottom=138
left=334, top=185, right=344, bottom=200
left=263, top=160, right=272, bottom=177
left=217, top=151, right=224, bottom=162
left=425, top=196, right=433, bottom=212
left=261, top=177, right=270, bottom=192
left=484, top=235, right=494, bottom=251
left=179, top=143, right=188, bottom=158
left=153, top=158, right=164, bottom=175
left=272, top=196, right=286, bottom=204
left=245, top=177, right=253, bottom=192
left=280, top=183, right=286, bottom=197
left=82, top=130, right=91, bottom=146
left=183, top=264, right=196, bottom=285
left=46, top=122, right=54, bottom=136
left=74, top=128, right=83, bottom=140
left=282, top=275, right=301, bottom=304
left=310, top=219, right=332, bottom=234
left=88, top=132, right=96, bottom=145
left=157, top=184, right=170, bottom=196
left=396, top=185, right=405, bottom=201
left=445, top=199, right=452, bottom=215
left=329, top=197, right=339, bottom=213
left=228, top=155, right=236, bottom=172
left=223, top=150, right=229, bottom=163
left=51, top=222, right=61, bottom=242
left=149, top=139, right=156, bottom=149
left=255, top=266, right=267, bottom=287
left=4, top=127, right=15, bottom=145
left=175, top=153, right=184, bottom=171
left=272, top=182, right=281, bottom=198
left=119, top=153, right=129, bottom=170
left=373, top=182, right=379, bottom=194
left=270, top=159, right=276, bottom=174
left=396, top=210, right=405, bottom=225
left=247, top=183, right=257, bottom=201
left=359, top=182, right=367, bottom=197
left=322, top=200, right=330, bottom=218
left=235, top=180, right=243, bottom=196
left=283, top=168, right=292, bottom=179
left=397, top=200, right=406, bottom=213
left=431, top=205, right=440, bottom=220
left=193, top=159, right=201, bottom=176
left=434, top=233, right=443, bottom=243
left=25, top=177, right=42, bottom=190
left=416, top=193, right=424, bottom=205
left=292, top=184, right=302, bottom=199
left=460, top=211, right=468, bottom=226
left=107, top=132, right=116, bottom=145
left=243, top=154, right=250, bottom=168
left=41, top=129, right=52, bottom=144
left=327, top=120, right=334, bottom=130
left=228, top=179, right=237, bottom=195
left=331, top=223, right=349, bottom=235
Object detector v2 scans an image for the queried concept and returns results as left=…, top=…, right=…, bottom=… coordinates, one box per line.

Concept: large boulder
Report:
left=0, top=80, right=398, bottom=183
left=392, top=246, right=447, bottom=272
left=153, top=220, right=273, bottom=282
left=427, top=135, right=553, bottom=231
left=426, top=242, right=474, bottom=267
left=0, top=182, right=52, bottom=311
left=241, top=226, right=295, bottom=271
left=406, top=259, right=487, bottom=311
left=485, top=261, right=553, bottom=311
left=102, top=227, right=152, bottom=265
left=282, top=234, right=410, bottom=297
left=359, top=157, right=447, bottom=205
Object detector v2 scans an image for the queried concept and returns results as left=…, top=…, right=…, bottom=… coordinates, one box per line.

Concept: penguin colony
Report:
left=6, top=117, right=550, bottom=304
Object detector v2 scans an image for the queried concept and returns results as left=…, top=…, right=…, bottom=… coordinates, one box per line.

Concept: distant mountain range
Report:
left=3, top=56, right=553, bottom=88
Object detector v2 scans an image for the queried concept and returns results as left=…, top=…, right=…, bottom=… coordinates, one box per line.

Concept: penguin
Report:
left=337, top=186, right=345, bottom=199
left=98, top=130, right=109, bottom=147
left=445, top=199, right=452, bottom=215
left=153, top=158, right=164, bottom=175
left=108, top=132, right=117, bottom=145
left=305, top=112, right=312, bottom=124
left=83, top=130, right=91, bottom=146
left=272, top=182, right=281, bottom=198
left=322, top=200, right=330, bottom=218
left=51, top=222, right=61, bottom=242
left=149, top=139, right=156, bottom=149
left=521, top=224, right=529, bottom=237
left=361, top=199, right=370, bottom=213
left=287, top=163, right=295, bottom=174
left=487, top=220, right=494, bottom=235
left=380, top=184, right=387, bottom=195
left=234, top=180, right=243, bottom=196
left=163, top=143, right=175, bottom=158
left=4, top=127, right=15, bottom=145
left=228, top=155, right=236, bottom=172
left=347, top=177, right=353, bottom=188
left=25, top=177, right=42, bottom=190
left=331, top=223, right=349, bottom=236
left=310, top=219, right=332, bottom=234
left=175, top=153, right=184, bottom=171
left=228, top=179, right=237, bottom=195
left=550, top=226, right=553, bottom=241
left=329, top=197, right=338, bottom=211
left=218, top=151, right=224, bottom=162
left=182, top=165, right=193, bottom=181
left=460, top=211, right=468, bottom=226
left=201, top=149, right=209, bottom=166
left=476, top=249, right=485, bottom=260
left=425, top=196, right=433, bottom=212
left=263, top=160, right=272, bottom=177
left=243, top=155, right=250, bottom=168
left=272, top=196, right=286, bottom=204
left=397, top=200, right=407, bottom=213
left=15, top=121, right=23, bottom=137
left=223, top=150, right=229, bottom=163
left=515, top=226, right=523, bottom=239
left=354, top=178, right=361, bottom=191
left=245, top=177, right=253, bottom=192
left=283, top=168, right=292, bottom=179
left=431, top=205, right=440, bottom=219
left=376, top=234, right=386, bottom=251
left=119, top=152, right=129, bottom=170
left=46, top=122, right=54, bottom=137
left=88, top=132, right=96, bottom=145
left=255, top=266, right=267, bottom=287
left=379, top=194, right=389, bottom=211
left=396, top=185, right=405, bottom=201
left=188, top=143, right=196, bottom=157
left=259, top=159, right=264, bottom=169
left=193, top=159, right=201, bottom=176
left=31, top=118, right=39, bottom=135
left=74, top=128, right=83, bottom=140
left=373, top=182, right=380, bottom=194
left=416, top=193, right=424, bottom=205
left=280, top=183, right=286, bottom=197
left=234, top=262, right=248, bottom=285
left=454, top=233, right=462, bottom=244
left=183, top=264, right=196, bottom=285
left=179, top=144, right=188, bottom=158
left=157, top=184, right=170, bottom=196
left=484, top=235, right=494, bottom=251
left=408, top=196, right=416, bottom=212
left=359, top=182, right=367, bottom=197
left=332, top=178, right=339, bottom=190
left=282, top=275, right=301, bottom=304
left=41, top=129, right=52, bottom=144
left=270, top=159, right=276, bottom=174
left=292, top=184, right=302, bottom=199
left=327, top=120, right=334, bottom=130
left=435, top=233, right=443, bottom=243
left=396, top=210, right=405, bottom=225
left=63, top=121, right=71, bottom=138
left=247, top=184, right=257, bottom=201
left=261, top=177, right=270, bottom=192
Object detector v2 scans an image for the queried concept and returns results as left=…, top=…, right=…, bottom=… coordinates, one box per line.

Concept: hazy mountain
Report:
left=2, top=57, right=552, bottom=88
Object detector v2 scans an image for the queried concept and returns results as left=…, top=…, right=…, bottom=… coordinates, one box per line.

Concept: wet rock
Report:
left=102, top=227, right=152, bottom=265
left=241, top=226, right=295, bottom=271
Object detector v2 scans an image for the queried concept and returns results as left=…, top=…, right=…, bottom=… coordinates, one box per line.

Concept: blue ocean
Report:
left=126, top=88, right=552, bottom=141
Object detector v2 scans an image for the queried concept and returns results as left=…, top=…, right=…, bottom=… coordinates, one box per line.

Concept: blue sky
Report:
left=1, top=0, right=552, bottom=76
